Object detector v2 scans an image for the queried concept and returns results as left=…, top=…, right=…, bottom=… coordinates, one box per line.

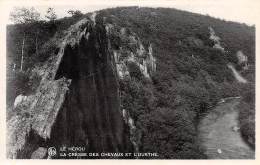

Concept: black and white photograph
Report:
left=1, top=0, right=258, bottom=161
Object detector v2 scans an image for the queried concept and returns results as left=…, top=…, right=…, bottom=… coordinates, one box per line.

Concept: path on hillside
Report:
left=198, top=99, right=254, bottom=159
left=227, top=64, right=247, bottom=83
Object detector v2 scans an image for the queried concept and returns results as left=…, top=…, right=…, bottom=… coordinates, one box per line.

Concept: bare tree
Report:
left=9, top=7, right=41, bottom=71
left=45, top=8, right=57, bottom=22
left=20, top=33, right=25, bottom=71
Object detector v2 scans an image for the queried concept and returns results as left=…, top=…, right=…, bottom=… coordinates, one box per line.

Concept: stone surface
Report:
left=31, top=147, right=47, bottom=159
left=7, top=16, right=133, bottom=159
left=106, top=24, right=156, bottom=79
left=209, top=26, right=225, bottom=52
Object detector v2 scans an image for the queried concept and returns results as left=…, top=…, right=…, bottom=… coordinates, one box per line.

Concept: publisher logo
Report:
left=48, top=147, right=56, bottom=157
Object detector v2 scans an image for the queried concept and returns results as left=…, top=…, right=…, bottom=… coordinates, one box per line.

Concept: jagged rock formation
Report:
left=7, top=7, right=254, bottom=159
left=208, top=27, right=248, bottom=82
left=13, top=94, right=31, bottom=109
left=91, top=12, right=97, bottom=25
left=7, top=18, right=134, bottom=159
left=209, top=26, right=225, bottom=52
left=104, top=22, right=157, bottom=154
left=122, top=109, right=140, bottom=154
left=236, top=50, right=248, bottom=70
left=106, top=24, right=156, bottom=79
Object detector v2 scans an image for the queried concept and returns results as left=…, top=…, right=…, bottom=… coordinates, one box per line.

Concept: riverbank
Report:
left=198, top=99, right=254, bottom=159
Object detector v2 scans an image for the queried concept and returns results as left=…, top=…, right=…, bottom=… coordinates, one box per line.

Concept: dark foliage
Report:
left=238, top=84, right=255, bottom=149
left=99, top=7, right=255, bottom=158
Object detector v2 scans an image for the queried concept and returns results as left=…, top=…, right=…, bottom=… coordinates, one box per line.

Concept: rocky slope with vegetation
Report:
left=6, top=7, right=255, bottom=159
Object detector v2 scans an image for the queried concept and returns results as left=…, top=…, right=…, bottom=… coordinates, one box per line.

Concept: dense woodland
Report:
left=7, top=7, right=255, bottom=158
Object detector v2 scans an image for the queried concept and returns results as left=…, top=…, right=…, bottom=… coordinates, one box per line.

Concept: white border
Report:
left=0, top=0, right=259, bottom=165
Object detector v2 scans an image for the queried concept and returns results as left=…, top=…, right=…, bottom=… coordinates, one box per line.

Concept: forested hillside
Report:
left=7, top=7, right=255, bottom=159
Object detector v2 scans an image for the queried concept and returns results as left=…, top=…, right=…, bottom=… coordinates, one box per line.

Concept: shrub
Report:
left=6, top=71, right=30, bottom=106
left=127, top=62, right=144, bottom=80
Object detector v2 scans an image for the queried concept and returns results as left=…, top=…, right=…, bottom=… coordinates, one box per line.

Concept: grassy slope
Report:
left=6, top=7, right=255, bottom=158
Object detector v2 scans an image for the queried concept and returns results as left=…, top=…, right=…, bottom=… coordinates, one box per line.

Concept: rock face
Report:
left=236, top=50, right=248, bottom=70
left=7, top=18, right=133, bottom=159
left=106, top=25, right=156, bottom=79
left=209, top=27, right=225, bottom=52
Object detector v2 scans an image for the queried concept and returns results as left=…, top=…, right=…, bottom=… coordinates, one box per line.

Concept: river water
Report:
left=198, top=99, right=254, bottom=159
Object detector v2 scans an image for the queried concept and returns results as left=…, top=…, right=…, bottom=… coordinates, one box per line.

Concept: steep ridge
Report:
left=208, top=27, right=248, bottom=83
left=7, top=18, right=133, bottom=159
left=6, top=7, right=255, bottom=159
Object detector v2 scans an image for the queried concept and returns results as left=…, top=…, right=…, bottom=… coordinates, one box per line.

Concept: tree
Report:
left=20, top=33, right=25, bottom=71
left=45, top=8, right=57, bottom=21
left=67, top=10, right=83, bottom=17
left=9, top=7, right=41, bottom=71
left=9, top=7, right=41, bottom=24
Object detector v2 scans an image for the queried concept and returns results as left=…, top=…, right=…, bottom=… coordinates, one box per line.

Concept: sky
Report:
left=1, top=0, right=260, bottom=25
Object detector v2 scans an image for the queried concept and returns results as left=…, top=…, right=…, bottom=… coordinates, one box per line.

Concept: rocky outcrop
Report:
left=91, top=12, right=97, bottom=25
left=236, top=50, right=248, bottom=70
left=122, top=109, right=140, bottom=154
left=106, top=24, right=156, bottom=80
left=209, top=27, right=225, bottom=52
left=105, top=24, right=157, bottom=154
left=7, top=17, right=133, bottom=159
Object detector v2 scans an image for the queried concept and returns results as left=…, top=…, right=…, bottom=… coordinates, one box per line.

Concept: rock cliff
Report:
left=7, top=17, right=134, bottom=159
left=7, top=7, right=254, bottom=159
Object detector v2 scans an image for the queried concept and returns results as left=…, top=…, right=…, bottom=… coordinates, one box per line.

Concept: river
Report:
left=198, top=99, right=254, bottom=159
